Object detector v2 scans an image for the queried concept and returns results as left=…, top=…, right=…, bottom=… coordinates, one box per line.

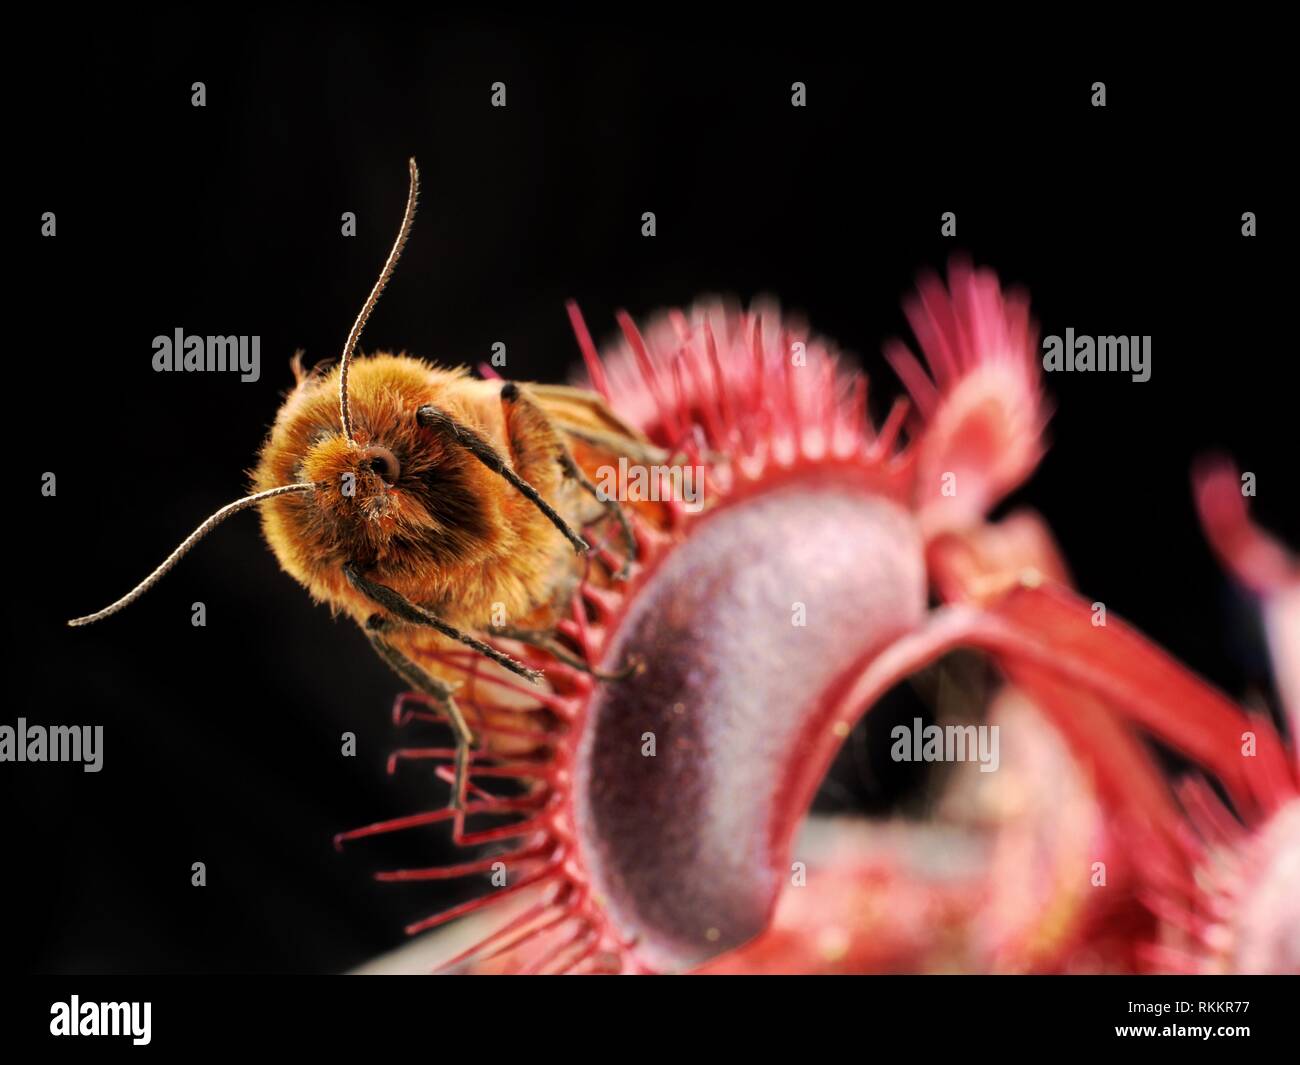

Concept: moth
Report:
left=69, top=158, right=658, bottom=808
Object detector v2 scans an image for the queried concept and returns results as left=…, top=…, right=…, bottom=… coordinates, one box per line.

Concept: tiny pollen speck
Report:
left=818, top=927, right=851, bottom=963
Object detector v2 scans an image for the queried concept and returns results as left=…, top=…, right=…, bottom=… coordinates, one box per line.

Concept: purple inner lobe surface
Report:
left=573, top=480, right=926, bottom=970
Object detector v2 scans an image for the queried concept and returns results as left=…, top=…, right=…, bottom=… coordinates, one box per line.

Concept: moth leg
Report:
left=365, top=614, right=476, bottom=811
left=500, top=382, right=638, bottom=581
left=343, top=562, right=541, bottom=683
left=488, top=624, right=643, bottom=681
left=555, top=448, right=637, bottom=581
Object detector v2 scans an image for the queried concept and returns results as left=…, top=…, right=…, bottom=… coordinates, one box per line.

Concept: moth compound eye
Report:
left=361, top=444, right=400, bottom=485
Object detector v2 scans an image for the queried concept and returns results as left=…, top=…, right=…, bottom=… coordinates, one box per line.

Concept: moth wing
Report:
left=526, top=383, right=669, bottom=464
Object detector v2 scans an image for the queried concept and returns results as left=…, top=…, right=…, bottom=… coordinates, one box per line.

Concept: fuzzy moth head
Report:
left=253, top=357, right=499, bottom=594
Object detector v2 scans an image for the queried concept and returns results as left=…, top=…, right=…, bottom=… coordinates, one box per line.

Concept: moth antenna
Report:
left=67, top=483, right=317, bottom=627
left=339, top=157, right=421, bottom=444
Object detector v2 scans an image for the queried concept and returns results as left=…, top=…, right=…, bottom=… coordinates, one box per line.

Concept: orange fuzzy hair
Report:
left=252, top=353, right=579, bottom=633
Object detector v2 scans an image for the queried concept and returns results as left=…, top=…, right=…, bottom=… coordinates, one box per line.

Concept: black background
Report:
left=10, top=16, right=1293, bottom=974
